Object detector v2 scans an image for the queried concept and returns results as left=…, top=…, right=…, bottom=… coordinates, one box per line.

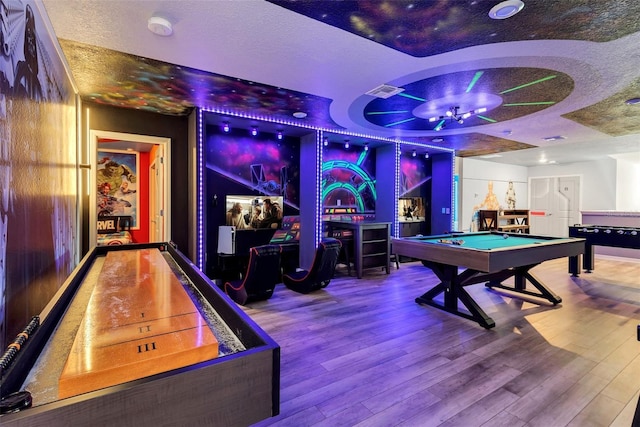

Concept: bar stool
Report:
left=336, top=236, right=353, bottom=276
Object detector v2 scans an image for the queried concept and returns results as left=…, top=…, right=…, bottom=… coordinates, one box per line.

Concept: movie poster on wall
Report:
left=97, top=150, right=140, bottom=228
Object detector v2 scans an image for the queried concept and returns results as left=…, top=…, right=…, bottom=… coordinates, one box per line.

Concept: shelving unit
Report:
left=479, top=209, right=530, bottom=233
left=325, top=221, right=391, bottom=278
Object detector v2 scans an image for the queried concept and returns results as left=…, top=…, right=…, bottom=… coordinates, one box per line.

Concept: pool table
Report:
left=391, top=231, right=585, bottom=328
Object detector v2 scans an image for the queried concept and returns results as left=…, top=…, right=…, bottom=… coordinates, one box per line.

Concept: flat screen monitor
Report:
left=398, top=197, right=425, bottom=221
left=225, top=195, right=284, bottom=230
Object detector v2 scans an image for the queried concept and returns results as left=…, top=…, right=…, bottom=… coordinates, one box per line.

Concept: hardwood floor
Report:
left=244, top=255, right=640, bottom=427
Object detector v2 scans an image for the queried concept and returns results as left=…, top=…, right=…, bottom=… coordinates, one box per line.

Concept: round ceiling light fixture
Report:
left=488, top=0, right=524, bottom=20
left=292, top=111, right=307, bottom=119
left=148, top=16, right=173, bottom=36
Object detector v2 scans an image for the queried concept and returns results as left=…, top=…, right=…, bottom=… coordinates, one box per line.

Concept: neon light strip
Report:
left=477, top=115, right=497, bottom=123
left=451, top=157, right=456, bottom=232
left=197, top=109, right=204, bottom=269
left=366, top=110, right=410, bottom=115
left=466, top=71, right=484, bottom=93
left=499, top=75, right=557, bottom=94
left=394, top=142, right=400, bottom=238
left=397, top=92, right=427, bottom=102
left=316, top=131, right=322, bottom=246
left=384, top=117, right=417, bottom=127
left=357, top=150, right=368, bottom=166
left=503, top=102, right=556, bottom=106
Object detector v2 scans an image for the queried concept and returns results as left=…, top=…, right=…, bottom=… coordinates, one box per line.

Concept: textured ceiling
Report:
left=40, top=0, right=640, bottom=164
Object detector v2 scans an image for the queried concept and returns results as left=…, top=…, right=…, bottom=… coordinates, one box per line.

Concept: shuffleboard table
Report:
left=0, top=243, right=279, bottom=427
left=392, top=231, right=585, bottom=329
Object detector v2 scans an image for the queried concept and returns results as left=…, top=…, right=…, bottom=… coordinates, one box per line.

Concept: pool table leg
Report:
left=417, top=262, right=496, bottom=329
left=568, top=255, right=581, bottom=276
left=484, top=264, right=562, bottom=305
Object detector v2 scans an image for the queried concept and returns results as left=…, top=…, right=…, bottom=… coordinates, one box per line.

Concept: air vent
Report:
left=543, top=135, right=566, bottom=142
left=365, top=84, right=404, bottom=99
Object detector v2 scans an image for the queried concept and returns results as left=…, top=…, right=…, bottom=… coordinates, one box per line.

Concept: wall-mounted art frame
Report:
left=97, top=149, right=140, bottom=229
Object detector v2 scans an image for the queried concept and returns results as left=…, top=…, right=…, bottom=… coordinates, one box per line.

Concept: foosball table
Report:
left=568, top=225, right=639, bottom=276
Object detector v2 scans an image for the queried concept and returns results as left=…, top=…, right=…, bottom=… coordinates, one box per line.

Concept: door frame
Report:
left=89, top=130, right=171, bottom=248
left=149, top=145, right=165, bottom=243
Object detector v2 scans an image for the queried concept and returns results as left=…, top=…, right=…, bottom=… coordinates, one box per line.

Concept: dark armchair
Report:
left=283, top=238, right=342, bottom=294
left=223, top=244, right=282, bottom=305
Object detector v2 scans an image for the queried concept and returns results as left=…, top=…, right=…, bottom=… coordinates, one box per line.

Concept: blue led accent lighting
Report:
left=366, top=110, right=410, bottom=115
left=397, top=92, right=427, bottom=102
left=393, top=141, right=401, bottom=238
left=466, top=71, right=484, bottom=93
left=451, top=155, right=456, bottom=232
left=500, top=75, right=557, bottom=94
left=384, top=117, right=417, bottom=127
left=503, top=102, right=556, bottom=106
left=316, top=131, right=323, bottom=247
left=477, top=115, right=497, bottom=123
left=356, top=150, right=368, bottom=166
left=197, top=109, right=204, bottom=270
left=453, top=174, right=459, bottom=231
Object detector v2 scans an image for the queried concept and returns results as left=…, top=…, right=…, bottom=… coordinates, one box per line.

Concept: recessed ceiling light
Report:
left=292, top=111, right=307, bottom=119
left=148, top=16, right=173, bottom=36
left=431, top=137, right=444, bottom=143
left=488, top=0, right=524, bottom=20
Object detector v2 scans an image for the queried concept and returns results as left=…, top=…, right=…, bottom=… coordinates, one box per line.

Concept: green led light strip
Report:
left=500, top=75, right=557, bottom=94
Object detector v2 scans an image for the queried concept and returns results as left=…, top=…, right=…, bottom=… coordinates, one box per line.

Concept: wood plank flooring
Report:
left=244, top=256, right=640, bottom=427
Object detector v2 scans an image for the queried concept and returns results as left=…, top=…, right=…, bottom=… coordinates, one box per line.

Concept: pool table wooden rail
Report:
left=391, top=233, right=585, bottom=273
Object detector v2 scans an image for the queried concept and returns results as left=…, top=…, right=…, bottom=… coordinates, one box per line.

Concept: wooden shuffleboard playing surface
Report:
left=58, top=248, right=219, bottom=399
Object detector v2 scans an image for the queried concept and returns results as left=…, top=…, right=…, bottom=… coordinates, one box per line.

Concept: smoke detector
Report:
left=148, top=16, right=173, bottom=36
left=489, top=1, right=524, bottom=20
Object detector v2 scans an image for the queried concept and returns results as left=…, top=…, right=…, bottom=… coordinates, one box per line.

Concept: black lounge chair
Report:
left=224, top=244, right=281, bottom=305
left=283, top=238, right=341, bottom=294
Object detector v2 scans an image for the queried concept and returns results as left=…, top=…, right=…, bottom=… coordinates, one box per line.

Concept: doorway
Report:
left=529, top=176, right=581, bottom=236
left=89, top=130, right=171, bottom=247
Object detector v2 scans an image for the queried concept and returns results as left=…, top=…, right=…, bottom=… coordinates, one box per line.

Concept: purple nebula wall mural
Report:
left=206, top=128, right=300, bottom=209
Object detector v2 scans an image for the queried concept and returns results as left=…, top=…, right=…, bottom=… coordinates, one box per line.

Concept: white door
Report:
left=529, top=176, right=580, bottom=236
left=149, top=145, right=165, bottom=242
